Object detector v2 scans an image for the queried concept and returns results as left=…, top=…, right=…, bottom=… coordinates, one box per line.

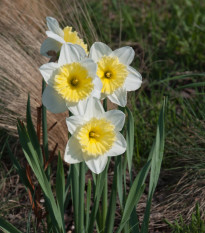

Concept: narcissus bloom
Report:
left=40, top=17, right=88, bottom=57
left=39, top=43, right=102, bottom=114
left=89, top=42, right=142, bottom=107
left=64, top=98, right=126, bottom=174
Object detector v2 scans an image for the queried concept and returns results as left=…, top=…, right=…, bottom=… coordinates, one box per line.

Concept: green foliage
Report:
left=84, top=0, right=205, bottom=77
left=80, top=0, right=204, bottom=166
left=17, top=97, right=65, bottom=233
left=0, top=217, right=22, bottom=233
left=165, top=203, right=205, bottom=233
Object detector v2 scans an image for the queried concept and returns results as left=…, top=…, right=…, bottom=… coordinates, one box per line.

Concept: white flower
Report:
left=64, top=97, right=127, bottom=174
left=89, top=42, right=142, bottom=107
left=39, top=43, right=102, bottom=114
left=40, top=17, right=88, bottom=57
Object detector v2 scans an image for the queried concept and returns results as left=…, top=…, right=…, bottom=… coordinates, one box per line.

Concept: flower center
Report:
left=104, top=71, right=112, bottom=79
left=53, top=62, right=94, bottom=102
left=89, top=131, right=100, bottom=138
left=97, top=56, right=128, bottom=95
left=77, top=118, right=116, bottom=157
left=70, top=77, right=79, bottom=86
left=63, top=26, right=88, bottom=54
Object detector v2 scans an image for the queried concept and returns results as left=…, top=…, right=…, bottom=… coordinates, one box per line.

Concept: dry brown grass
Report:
left=0, top=0, right=98, bottom=153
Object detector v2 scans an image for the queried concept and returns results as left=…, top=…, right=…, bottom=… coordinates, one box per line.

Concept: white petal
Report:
left=89, top=42, right=112, bottom=62
left=46, top=31, right=65, bottom=44
left=124, top=66, right=142, bottom=91
left=84, top=97, right=104, bottom=119
left=85, top=156, right=108, bottom=174
left=42, top=85, right=67, bottom=113
left=108, top=87, right=127, bottom=107
left=46, top=17, right=64, bottom=37
left=67, top=98, right=88, bottom=116
left=40, top=38, right=61, bottom=57
left=66, top=115, right=84, bottom=134
left=111, top=46, right=135, bottom=65
left=64, top=136, right=84, bottom=164
left=91, top=76, right=103, bottom=99
left=58, top=43, right=86, bottom=66
left=80, top=58, right=97, bottom=77
left=39, top=62, right=59, bottom=83
left=104, top=110, right=125, bottom=131
left=104, top=132, right=126, bottom=157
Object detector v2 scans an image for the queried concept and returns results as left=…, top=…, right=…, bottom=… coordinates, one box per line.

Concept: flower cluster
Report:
left=39, top=17, right=142, bottom=174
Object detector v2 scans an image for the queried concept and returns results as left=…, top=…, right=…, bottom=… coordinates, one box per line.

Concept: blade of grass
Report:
left=176, top=81, right=205, bottom=89
left=0, top=135, right=9, bottom=160
left=150, top=73, right=205, bottom=87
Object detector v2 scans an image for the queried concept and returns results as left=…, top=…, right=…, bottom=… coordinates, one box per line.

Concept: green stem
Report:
left=102, top=170, right=107, bottom=232
left=71, top=164, right=79, bottom=233
left=101, top=98, right=108, bottom=232
left=79, top=162, right=85, bottom=232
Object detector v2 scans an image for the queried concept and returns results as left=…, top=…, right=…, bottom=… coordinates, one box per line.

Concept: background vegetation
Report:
left=0, top=0, right=205, bottom=232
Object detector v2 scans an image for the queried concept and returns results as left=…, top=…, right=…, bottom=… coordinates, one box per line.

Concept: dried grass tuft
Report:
left=0, top=0, right=98, bottom=153
left=149, top=169, right=205, bottom=232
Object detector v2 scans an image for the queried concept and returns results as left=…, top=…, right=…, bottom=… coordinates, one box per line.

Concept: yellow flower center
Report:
left=97, top=56, right=128, bottom=95
left=53, top=62, right=94, bottom=102
left=77, top=118, right=116, bottom=157
left=63, top=26, right=88, bottom=54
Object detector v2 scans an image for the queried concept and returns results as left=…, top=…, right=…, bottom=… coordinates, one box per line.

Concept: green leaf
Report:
left=116, top=161, right=151, bottom=233
left=0, top=217, right=22, bottom=233
left=64, top=170, right=71, bottom=211
left=17, top=121, right=65, bottom=233
left=140, top=97, right=167, bottom=233
left=26, top=95, right=43, bottom=166
left=117, top=156, right=123, bottom=208
left=56, top=153, right=65, bottom=224
left=129, top=209, right=140, bottom=233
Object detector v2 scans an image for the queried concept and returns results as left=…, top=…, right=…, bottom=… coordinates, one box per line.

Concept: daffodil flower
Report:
left=89, top=42, right=142, bottom=107
left=39, top=43, right=102, bottom=114
left=64, top=97, right=126, bottom=174
left=40, top=17, right=88, bottom=57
